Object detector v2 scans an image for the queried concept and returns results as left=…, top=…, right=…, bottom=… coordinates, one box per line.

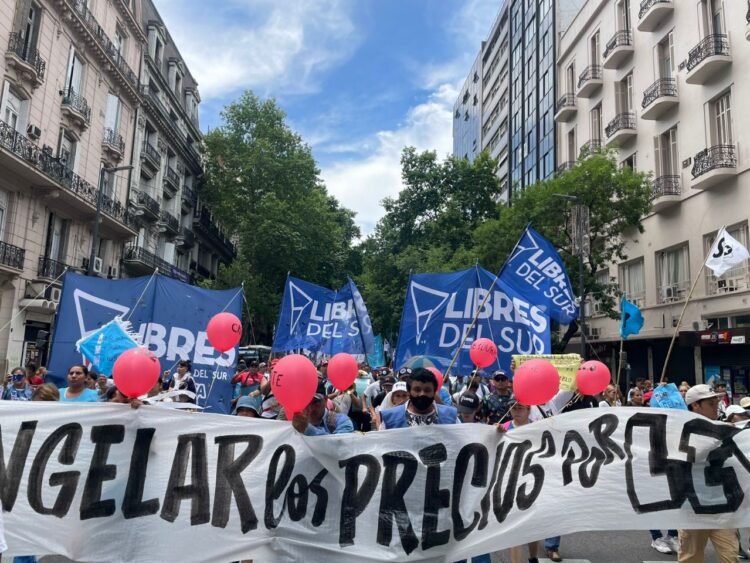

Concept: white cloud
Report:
left=320, top=83, right=459, bottom=235
left=156, top=0, right=359, bottom=98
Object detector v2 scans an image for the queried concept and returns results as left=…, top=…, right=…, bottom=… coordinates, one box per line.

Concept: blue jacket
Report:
left=380, top=403, right=458, bottom=429
left=304, top=411, right=355, bottom=436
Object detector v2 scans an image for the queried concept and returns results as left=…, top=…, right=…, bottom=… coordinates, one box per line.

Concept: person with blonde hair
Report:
left=31, top=383, right=59, bottom=402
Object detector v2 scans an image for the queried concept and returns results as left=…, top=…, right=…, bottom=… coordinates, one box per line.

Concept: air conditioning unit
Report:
left=26, top=124, right=41, bottom=140
left=108, top=266, right=118, bottom=279
left=672, top=316, right=680, bottom=328
left=662, top=286, right=675, bottom=302
left=48, top=287, right=62, bottom=303
left=93, top=257, right=103, bottom=274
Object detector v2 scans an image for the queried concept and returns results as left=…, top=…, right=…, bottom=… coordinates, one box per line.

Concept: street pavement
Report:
left=37, top=529, right=749, bottom=562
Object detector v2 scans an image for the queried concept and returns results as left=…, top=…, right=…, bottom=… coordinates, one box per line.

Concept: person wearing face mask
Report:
left=59, top=365, right=99, bottom=402
left=378, top=368, right=458, bottom=429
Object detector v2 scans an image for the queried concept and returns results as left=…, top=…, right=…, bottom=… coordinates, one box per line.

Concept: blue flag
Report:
left=394, top=267, right=551, bottom=375
left=273, top=276, right=375, bottom=355
left=76, top=317, right=138, bottom=376
left=620, top=296, right=644, bottom=339
left=367, top=335, right=385, bottom=367
left=48, top=272, right=243, bottom=413
left=500, top=226, right=579, bottom=325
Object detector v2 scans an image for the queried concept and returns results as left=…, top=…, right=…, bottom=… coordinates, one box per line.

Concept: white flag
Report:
left=705, top=226, right=750, bottom=277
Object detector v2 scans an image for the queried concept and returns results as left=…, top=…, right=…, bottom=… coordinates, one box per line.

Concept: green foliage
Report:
left=202, top=92, right=360, bottom=342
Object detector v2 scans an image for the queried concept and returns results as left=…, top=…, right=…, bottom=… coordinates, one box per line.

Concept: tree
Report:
left=357, top=148, right=503, bottom=336
left=473, top=150, right=654, bottom=347
left=202, top=92, right=360, bottom=342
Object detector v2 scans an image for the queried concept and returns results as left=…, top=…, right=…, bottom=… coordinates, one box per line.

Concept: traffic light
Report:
left=35, top=330, right=49, bottom=349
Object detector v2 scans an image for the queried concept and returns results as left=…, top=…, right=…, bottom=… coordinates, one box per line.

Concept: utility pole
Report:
left=88, top=164, right=132, bottom=276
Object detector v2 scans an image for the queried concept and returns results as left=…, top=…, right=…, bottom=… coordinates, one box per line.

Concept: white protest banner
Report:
left=1, top=403, right=749, bottom=562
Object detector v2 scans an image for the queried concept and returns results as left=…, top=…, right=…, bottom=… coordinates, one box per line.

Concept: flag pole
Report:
left=615, top=294, right=626, bottom=391
left=442, top=223, right=531, bottom=378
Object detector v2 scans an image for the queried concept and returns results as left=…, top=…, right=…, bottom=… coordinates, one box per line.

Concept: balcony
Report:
left=130, top=189, right=160, bottom=221
left=141, top=140, right=160, bottom=173
left=102, top=128, right=125, bottom=161
left=164, top=166, right=180, bottom=195
left=176, top=227, right=195, bottom=249
left=38, top=256, right=69, bottom=281
left=637, top=0, right=673, bottom=32
left=603, top=31, right=634, bottom=69
left=123, top=244, right=192, bottom=284
left=160, top=210, right=179, bottom=235
left=691, top=145, right=737, bottom=190
left=554, top=94, right=577, bottom=122
left=576, top=65, right=603, bottom=98
left=64, top=0, right=140, bottom=100
left=686, top=35, right=731, bottom=85
left=651, top=176, right=681, bottom=212
left=193, top=206, right=236, bottom=260
left=556, top=161, right=575, bottom=175
left=605, top=112, right=636, bottom=147
left=641, top=78, right=678, bottom=120
left=5, top=32, right=45, bottom=89
left=181, top=185, right=196, bottom=212
left=60, top=87, right=91, bottom=131
left=706, top=264, right=750, bottom=295
left=100, top=191, right=135, bottom=236
left=582, top=139, right=603, bottom=156
left=0, top=241, right=25, bottom=273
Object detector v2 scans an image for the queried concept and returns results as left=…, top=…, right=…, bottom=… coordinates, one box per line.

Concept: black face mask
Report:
left=410, top=394, right=433, bottom=411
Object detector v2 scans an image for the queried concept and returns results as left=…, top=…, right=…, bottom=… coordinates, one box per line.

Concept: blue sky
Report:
left=157, top=0, right=502, bottom=234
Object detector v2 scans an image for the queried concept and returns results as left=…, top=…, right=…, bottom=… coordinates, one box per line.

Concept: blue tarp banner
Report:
left=48, top=272, right=243, bottom=413
left=500, top=226, right=579, bottom=325
left=394, top=267, right=551, bottom=376
left=272, top=276, right=374, bottom=355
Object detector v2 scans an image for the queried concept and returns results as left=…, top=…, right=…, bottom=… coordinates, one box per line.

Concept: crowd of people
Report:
left=0, top=358, right=748, bottom=563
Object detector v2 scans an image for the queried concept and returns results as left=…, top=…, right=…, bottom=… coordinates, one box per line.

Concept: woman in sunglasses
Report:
left=59, top=365, right=99, bottom=402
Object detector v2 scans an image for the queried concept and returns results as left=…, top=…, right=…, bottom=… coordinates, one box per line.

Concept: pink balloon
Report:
left=271, top=354, right=318, bottom=415
left=112, top=348, right=161, bottom=398
left=427, top=367, right=444, bottom=391
left=513, top=359, right=560, bottom=406
left=328, top=353, right=358, bottom=391
left=206, top=312, right=242, bottom=352
left=576, top=360, right=612, bottom=396
left=470, top=338, right=497, bottom=368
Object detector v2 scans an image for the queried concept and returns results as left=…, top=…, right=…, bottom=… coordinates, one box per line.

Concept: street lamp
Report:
left=88, top=164, right=132, bottom=276
left=554, top=193, right=587, bottom=358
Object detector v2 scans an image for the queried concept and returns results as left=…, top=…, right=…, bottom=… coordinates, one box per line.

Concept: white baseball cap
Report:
left=725, top=405, right=747, bottom=418
left=392, top=381, right=407, bottom=393
left=684, top=384, right=724, bottom=406
left=740, top=396, right=750, bottom=409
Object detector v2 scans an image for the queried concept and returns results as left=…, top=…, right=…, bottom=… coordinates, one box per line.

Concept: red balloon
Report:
left=112, top=348, right=161, bottom=398
left=513, top=359, right=560, bottom=406
left=328, top=353, right=358, bottom=391
left=576, top=360, right=612, bottom=396
left=271, top=354, right=318, bottom=415
left=470, top=338, right=497, bottom=368
left=207, top=312, right=242, bottom=352
left=427, top=367, right=444, bottom=391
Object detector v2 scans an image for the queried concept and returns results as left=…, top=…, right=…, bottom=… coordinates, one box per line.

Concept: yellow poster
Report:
left=512, top=354, right=582, bottom=392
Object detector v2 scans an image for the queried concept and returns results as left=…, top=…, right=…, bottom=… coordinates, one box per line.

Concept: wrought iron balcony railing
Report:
left=181, top=185, right=196, bottom=206
left=61, top=87, right=91, bottom=123
left=604, top=30, right=633, bottom=59
left=639, top=0, right=671, bottom=20
left=7, top=32, right=46, bottom=81
left=38, top=256, right=68, bottom=279
left=165, top=166, right=180, bottom=187
left=691, top=145, right=736, bottom=179
left=100, top=191, right=130, bottom=226
left=124, top=244, right=192, bottom=283
left=102, top=128, right=125, bottom=153
left=160, top=210, right=179, bottom=233
left=577, top=65, right=602, bottom=89
left=556, top=94, right=576, bottom=112
left=141, top=140, right=160, bottom=165
left=605, top=112, right=636, bottom=138
left=584, top=139, right=603, bottom=154
left=133, top=188, right=159, bottom=216
left=641, top=78, right=677, bottom=108
left=0, top=241, right=25, bottom=271
left=687, top=34, right=730, bottom=72
left=653, top=175, right=681, bottom=197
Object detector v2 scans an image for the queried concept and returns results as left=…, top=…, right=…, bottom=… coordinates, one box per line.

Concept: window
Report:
left=713, top=92, right=732, bottom=145
left=58, top=129, right=78, bottom=173
left=0, top=191, right=8, bottom=242
left=616, top=73, right=634, bottom=113
left=656, top=244, right=690, bottom=303
left=616, top=0, right=631, bottom=31
left=658, top=31, right=675, bottom=79
left=590, top=105, right=602, bottom=141
left=105, top=93, right=121, bottom=132
left=704, top=223, right=749, bottom=294
left=710, top=0, right=724, bottom=35
left=44, top=214, right=69, bottom=262
left=590, top=31, right=600, bottom=65
left=113, top=27, right=127, bottom=59
left=65, top=47, right=84, bottom=94
left=0, top=81, right=29, bottom=133
left=567, top=128, right=576, bottom=161
left=589, top=270, right=610, bottom=316
left=566, top=63, right=575, bottom=93
left=653, top=126, right=678, bottom=177
left=620, top=259, right=645, bottom=307
left=622, top=152, right=637, bottom=170
left=22, top=3, right=41, bottom=59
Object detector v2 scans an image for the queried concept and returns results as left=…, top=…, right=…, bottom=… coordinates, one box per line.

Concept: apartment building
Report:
left=557, top=0, right=750, bottom=397
left=0, top=0, right=234, bottom=370
left=454, top=0, right=582, bottom=202
left=124, top=0, right=234, bottom=286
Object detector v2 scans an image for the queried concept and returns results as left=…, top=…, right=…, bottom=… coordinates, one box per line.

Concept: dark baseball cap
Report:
left=492, top=370, right=508, bottom=381
left=382, top=376, right=396, bottom=385
left=457, top=392, right=481, bottom=413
